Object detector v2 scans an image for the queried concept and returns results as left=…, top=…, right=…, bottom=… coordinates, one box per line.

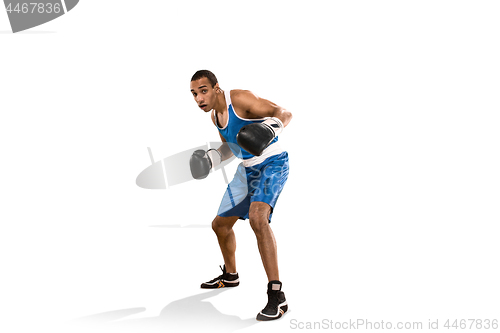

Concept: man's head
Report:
left=190, top=70, right=221, bottom=112
left=191, top=70, right=218, bottom=87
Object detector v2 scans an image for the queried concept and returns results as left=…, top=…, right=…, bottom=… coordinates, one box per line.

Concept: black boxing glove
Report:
left=236, top=117, right=283, bottom=156
left=189, top=149, right=221, bottom=180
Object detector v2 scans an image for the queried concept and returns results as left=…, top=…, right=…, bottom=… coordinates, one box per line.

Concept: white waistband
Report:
left=242, top=142, right=284, bottom=167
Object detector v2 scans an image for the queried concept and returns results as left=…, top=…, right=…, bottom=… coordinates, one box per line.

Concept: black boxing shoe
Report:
left=256, top=280, right=288, bottom=321
left=200, top=265, right=239, bottom=289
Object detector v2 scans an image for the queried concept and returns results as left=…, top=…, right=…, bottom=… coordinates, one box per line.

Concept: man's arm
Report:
left=217, top=132, right=234, bottom=162
left=190, top=132, right=234, bottom=180
left=232, top=90, right=292, bottom=156
left=231, top=90, right=293, bottom=127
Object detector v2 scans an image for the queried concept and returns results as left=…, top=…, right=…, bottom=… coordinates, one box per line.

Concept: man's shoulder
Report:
left=229, top=89, right=256, bottom=108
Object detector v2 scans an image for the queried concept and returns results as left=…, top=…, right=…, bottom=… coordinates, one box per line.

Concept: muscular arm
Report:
left=231, top=90, right=293, bottom=127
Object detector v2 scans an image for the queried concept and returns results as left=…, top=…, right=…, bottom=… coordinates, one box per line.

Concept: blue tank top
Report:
left=214, top=90, right=278, bottom=160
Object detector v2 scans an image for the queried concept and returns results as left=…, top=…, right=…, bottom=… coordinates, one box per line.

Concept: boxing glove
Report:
left=236, top=117, right=283, bottom=156
left=189, top=149, right=222, bottom=180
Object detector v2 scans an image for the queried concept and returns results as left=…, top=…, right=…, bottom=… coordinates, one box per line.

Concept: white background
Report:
left=1, top=1, right=499, bottom=332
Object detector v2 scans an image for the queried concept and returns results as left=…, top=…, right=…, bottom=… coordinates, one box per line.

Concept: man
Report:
left=189, top=70, right=292, bottom=321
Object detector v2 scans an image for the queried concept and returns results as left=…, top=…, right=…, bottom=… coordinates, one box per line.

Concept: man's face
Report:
left=190, top=77, right=218, bottom=112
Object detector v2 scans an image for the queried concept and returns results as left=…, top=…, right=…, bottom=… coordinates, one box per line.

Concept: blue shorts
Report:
left=217, top=152, right=289, bottom=222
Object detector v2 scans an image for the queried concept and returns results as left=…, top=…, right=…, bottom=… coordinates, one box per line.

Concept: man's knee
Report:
left=212, top=215, right=236, bottom=235
left=211, top=218, right=219, bottom=233
left=249, top=203, right=271, bottom=235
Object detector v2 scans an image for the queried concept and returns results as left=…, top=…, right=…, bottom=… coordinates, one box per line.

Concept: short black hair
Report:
left=191, top=70, right=218, bottom=87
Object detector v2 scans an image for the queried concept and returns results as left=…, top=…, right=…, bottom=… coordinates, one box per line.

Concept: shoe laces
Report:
left=206, top=265, right=226, bottom=284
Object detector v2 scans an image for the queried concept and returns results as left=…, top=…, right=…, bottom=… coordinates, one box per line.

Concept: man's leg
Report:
left=212, top=215, right=239, bottom=273
left=200, top=215, right=240, bottom=289
left=248, top=201, right=279, bottom=282
left=250, top=201, right=287, bottom=321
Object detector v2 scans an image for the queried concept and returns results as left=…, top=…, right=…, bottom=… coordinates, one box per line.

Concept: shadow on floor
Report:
left=71, top=289, right=257, bottom=332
